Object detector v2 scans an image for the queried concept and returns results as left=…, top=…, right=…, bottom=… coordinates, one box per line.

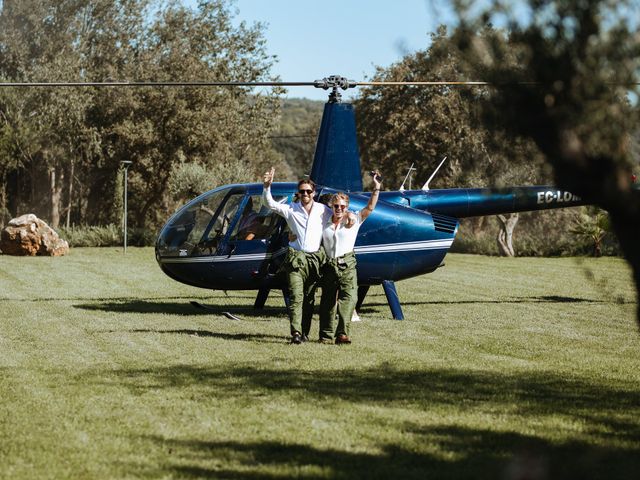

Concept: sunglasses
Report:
left=332, top=204, right=347, bottom=210
left=298, top=189, right=314, bottom=194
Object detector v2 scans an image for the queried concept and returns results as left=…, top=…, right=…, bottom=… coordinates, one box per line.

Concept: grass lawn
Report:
left=0, top=247, right=639, bottom=479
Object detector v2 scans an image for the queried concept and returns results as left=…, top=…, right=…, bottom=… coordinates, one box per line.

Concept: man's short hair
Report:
left=297, top=178, right=316, bottom=191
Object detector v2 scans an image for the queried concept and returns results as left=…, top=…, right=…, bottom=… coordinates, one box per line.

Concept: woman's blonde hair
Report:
left=329, top=192, right=350, bottom=207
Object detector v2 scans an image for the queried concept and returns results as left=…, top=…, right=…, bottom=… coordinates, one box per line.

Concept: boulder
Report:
left=0, top=214, right=69, bottom=256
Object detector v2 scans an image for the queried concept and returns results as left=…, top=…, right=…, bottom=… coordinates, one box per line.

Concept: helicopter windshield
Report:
left=156, top=189, right=288, bottom=258
left=156, top=188, right=242, bottom=257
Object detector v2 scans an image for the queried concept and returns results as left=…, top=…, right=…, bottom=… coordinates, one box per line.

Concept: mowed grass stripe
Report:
left=0, top=248, right=639, bottom=479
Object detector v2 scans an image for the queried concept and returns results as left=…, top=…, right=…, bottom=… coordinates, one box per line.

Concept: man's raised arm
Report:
left=262, top=167, right=289, bottom=217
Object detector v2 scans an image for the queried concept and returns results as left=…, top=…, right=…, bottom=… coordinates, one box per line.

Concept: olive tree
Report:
left=451, top=0, right=640, bottom=324
left=355, top=27, right=546, bottom=256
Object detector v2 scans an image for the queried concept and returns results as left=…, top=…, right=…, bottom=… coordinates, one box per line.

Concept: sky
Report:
left=227, top=0, right=456, bottom=101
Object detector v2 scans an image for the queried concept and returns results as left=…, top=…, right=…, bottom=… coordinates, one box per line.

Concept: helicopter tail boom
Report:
left=400, top=186, right=587, bottom=218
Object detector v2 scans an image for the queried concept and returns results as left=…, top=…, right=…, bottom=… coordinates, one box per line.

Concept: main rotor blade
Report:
left=0, top=81, right=314, bottom=88
left=356, top=81, right=492, bottom=86
left=1, top=80, right=635, bottom=88
left=0, top=80, right=495, bottom=88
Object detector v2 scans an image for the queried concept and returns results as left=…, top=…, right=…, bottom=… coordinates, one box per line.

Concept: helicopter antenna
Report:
left=421, top=156, right=448, bottom=191
left=399, top=163, right=416, bottom=192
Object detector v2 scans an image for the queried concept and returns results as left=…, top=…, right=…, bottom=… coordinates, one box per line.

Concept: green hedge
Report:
left=58, top=225, right=157, bottom=247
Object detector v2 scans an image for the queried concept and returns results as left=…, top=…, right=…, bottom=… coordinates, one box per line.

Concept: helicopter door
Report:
left=220, top=193, right=289, bottom=264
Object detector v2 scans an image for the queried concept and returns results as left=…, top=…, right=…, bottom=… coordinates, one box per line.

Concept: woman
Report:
left=319, top=171, right=382, bottom=344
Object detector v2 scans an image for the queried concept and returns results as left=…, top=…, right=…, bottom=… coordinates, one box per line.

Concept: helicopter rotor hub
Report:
left=313, top=75, right=356, bottom=103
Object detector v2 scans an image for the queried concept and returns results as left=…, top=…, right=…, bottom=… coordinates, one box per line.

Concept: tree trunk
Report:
left=49, top=164, right=63, bottom=228
left=65, top=159, right=75, bottom=228
left=593, top=236, right=602, bottom=257
left=496, top=213, right=519, bottom=257
left=0, top=170, right=6, bottom=228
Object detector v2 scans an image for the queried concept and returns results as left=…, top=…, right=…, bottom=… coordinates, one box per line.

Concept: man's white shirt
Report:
left=263, top=186, right=332, bottom=252
left=322, top=211, right=363, bottom=258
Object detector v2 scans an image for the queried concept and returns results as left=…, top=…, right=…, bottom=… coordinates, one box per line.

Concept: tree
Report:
left=86, top=0, right=282, bottom=228
left=271, top=98, right=324, bottom=178
left=451, top=0, right=640, bottom=324
left=0, top=0, right=98, bottom=228
left=0, top=0, right=282, bottom=230
left=355, top=27, right=546, bottom=256
left=570, top=206, right=610, bottom=257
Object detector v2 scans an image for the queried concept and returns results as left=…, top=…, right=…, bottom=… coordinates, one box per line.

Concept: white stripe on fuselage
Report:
left=158, top=238, right=454, bottom=264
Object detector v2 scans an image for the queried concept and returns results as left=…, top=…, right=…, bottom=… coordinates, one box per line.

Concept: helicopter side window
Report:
left=229, top=194, right=287, bottom=242
left=191, top=193, right=244, bottom=253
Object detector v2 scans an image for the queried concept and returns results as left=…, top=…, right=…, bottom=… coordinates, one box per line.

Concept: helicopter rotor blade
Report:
left=0, top=79, right=635, bottom=88
left=0, top=80, right=315, bottom=88
left=356, top=81, right=492, bottom=86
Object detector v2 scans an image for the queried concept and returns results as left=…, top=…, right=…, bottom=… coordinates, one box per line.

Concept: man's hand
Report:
left=263, top=167, right=275, bottom=188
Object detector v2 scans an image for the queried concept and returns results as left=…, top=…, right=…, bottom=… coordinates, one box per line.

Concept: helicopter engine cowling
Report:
left=339, top=192, right=458, bottom=284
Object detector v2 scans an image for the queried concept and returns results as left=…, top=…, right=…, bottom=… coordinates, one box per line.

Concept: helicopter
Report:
left=153, top=75, right=588, bottom=320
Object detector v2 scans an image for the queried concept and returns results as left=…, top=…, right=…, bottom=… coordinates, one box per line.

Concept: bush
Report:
left=127, top=228, right=158, bottom=247
left=57, top=225, right=158, bottom=248
left=451, top=208, right=621, bottom=257
left=58, top=225, right=121, bottom=247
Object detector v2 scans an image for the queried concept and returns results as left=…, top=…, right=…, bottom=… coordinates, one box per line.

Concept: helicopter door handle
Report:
left=226, top=245, right=236, bottom=258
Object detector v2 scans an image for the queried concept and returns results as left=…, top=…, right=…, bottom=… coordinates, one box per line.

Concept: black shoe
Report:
left=290, top=332, right=302, bottom=344
left=301, top=334, right=310, bottom=343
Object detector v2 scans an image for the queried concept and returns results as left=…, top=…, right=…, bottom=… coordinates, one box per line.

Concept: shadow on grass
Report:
left=357, top=295, right=610, bottom=313
left=114, top=363, right=640, bottom=479
left=73, top=364, right=640, bottom=478
left=84, top=364, right=640, bottom=412
left=71, top=294, right=622, bottom=318
left=0, top=293, right=259, bottom=303
left=144, top=428, right=640, bottom=480
left=74, top=301, right=287, bottom=318
left=122, top=329, right=285, bottom=343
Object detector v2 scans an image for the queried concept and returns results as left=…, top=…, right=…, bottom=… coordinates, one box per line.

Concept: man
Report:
left=262, top=167, right=353, bottom=344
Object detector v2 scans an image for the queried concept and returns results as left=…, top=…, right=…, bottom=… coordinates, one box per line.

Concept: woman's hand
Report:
left=371, top=170, right=382, bottom=191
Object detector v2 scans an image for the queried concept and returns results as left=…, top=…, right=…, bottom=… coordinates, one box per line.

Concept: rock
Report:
left=0, top=214, right=69, bottom=256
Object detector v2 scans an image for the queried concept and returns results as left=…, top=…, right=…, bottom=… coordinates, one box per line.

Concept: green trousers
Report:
left=319, top=252, right=357, bottom=340
left=283, top=247, right=325, bottom=336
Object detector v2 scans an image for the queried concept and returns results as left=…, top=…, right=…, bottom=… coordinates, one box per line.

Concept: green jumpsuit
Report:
left=283, top=247, right=325, bottom=336
left=319, top=251, right=357, bottom=340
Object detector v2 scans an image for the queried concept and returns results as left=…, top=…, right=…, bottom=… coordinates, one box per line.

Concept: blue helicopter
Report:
left=154, top=76, right=587, bottom=319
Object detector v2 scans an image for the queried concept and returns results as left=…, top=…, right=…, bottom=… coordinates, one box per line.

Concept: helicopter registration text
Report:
left=536, top=190, right=580, bottom=205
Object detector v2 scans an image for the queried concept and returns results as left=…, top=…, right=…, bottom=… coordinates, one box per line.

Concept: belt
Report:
left=286, top=247, right=323, bottom=269
left=289, top=247, right=323, bottom=256
left=328, top=251, right=355, bottom=267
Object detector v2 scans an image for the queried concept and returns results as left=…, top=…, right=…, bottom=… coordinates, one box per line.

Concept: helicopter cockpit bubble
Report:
left=156, top=186, right=238, bottom=258
left=156, top=186, right=289, bottom=259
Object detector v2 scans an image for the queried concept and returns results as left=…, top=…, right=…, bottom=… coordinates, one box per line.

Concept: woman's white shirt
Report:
left=322, top=210, right=363, bottom=258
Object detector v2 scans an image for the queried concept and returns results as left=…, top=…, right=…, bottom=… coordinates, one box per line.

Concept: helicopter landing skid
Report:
left=189, top=301, right=242, bottom=320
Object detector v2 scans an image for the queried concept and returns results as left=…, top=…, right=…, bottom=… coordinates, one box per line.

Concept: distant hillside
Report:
left=271, top=98, right=325, bottom=178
